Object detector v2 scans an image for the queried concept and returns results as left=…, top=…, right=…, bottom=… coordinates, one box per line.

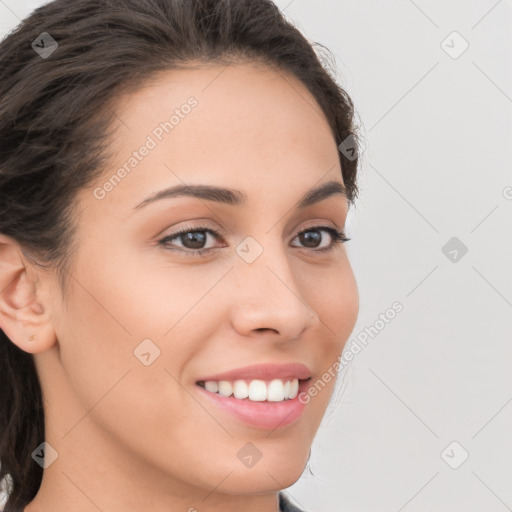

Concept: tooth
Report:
left=248, top=379, right=267, bottom=401
left=203, top=378, right=300, bottom=401
left=205, top=381, right=219, bottom=393
left=289, top=378, right=299, bottom=399
left=233, top=380, right=249, bottom=399
left=218, top=380, right=233, bottom=397
left=284, top=380, right=291, bottom=398
left=267, top=379, right=285, bottom=401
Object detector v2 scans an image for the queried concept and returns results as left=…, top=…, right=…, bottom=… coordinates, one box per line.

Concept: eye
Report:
left=157, top=224, right=350, bottom=257
left=157, top=225, right=223, bottom=256
left=291, top=226, right=350, bottom=251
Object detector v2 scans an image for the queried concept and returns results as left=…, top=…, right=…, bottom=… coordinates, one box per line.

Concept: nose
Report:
left=229, top=242, right=318, bottom=341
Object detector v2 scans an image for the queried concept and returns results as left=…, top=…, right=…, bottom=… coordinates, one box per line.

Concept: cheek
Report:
left=54, top=260, right=200, bottom=451
left=57, top=250, right=223, bottom=399
left=305, top=258, right=359, bottom=345
left=292, top=259, right=358, bottom=407
left=332, top=272, right=359, bottom=344
left=72, top=245, right=211, bottom=339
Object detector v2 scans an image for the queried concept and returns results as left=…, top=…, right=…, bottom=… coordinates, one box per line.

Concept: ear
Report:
left=0, top=233, right=57, bottom=354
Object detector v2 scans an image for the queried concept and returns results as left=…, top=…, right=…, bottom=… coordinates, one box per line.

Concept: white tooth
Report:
left=218, top=380, right=233, bottom=397
left=248, top=379, right=267, bottom=401
left=233, top=380, right=249, bottom=399
left=267, top=379, right=285, bottom=401
left=283, top=380, right=291, bottom=399
left=288, top=378, right=299, bottom=399
left=204, top=381, right=219, bottom=393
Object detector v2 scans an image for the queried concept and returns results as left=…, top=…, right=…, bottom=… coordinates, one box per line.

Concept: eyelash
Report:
left=157, top=224, right=350, bottom=257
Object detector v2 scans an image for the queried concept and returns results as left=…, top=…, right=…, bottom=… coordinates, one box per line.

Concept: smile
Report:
left=195, top=378, right=312, bottom=430
left=196, top=378, right=303, bottom=402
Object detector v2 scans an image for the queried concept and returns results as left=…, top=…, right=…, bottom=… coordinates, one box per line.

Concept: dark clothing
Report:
left=279, top=491, right=306, bottom=512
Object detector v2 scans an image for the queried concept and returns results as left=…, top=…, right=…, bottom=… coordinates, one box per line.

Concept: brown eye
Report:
left=157, top=224, right=349, bottom=257
left=291, top=226, right=349, bottom=251
left=298, top=229, right=322, bottom=248
left=176, top=230, right=208, bottom=249
left=158, top=225, right=223, bottom=256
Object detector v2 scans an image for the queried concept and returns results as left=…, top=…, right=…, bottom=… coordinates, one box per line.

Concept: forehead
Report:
left=110, top=62, right=336, bottom=164
left=84, top=62, right=343, bottom=216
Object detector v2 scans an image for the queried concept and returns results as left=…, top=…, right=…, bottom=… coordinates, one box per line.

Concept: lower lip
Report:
left=195, top=379, right=311, bottom=430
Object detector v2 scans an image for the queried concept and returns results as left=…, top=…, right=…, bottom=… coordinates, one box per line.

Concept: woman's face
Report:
left=34, top=62, right=359, bottom=508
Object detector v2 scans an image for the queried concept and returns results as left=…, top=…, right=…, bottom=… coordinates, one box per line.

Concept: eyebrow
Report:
left=133, top=179, right=347, bottom=210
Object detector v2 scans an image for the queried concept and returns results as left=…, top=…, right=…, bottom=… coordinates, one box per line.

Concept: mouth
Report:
left=195, top=377, right=311, bottom=402
left=194, top=377, right=313, bottom=430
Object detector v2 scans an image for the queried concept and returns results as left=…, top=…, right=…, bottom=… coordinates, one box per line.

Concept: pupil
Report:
left=182, top=231, right=206, bottom=249
left=301, top=230, right=320, bottom=247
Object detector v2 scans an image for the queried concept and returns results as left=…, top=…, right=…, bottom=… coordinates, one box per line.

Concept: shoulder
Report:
left=278, top=491, right=308, bottom=512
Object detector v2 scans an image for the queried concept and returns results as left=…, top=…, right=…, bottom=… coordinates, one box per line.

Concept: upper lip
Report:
left=196, top=363, right=312, bottom=382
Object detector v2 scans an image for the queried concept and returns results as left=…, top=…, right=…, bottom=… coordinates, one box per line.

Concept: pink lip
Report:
left=195, top=362, right=312, bottom=383
left=195, top=378, right=312, bottom=429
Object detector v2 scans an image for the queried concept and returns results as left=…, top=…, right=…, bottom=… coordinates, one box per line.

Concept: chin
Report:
left=222, top=450, right=310, bottom=495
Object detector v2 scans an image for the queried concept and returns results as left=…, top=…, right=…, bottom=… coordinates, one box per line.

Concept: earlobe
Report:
left=0, top=234, right=57, bottom=354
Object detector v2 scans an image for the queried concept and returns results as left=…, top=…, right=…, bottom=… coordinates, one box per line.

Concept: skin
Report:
left=0, top=61, right=359, bottom=512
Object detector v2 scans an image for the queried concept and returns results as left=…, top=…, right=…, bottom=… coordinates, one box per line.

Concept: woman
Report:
left=0, top=0, right=362, bottom=510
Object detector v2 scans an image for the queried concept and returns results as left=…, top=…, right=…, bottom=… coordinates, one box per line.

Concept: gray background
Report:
left=1, top=1, right=511, bottom=511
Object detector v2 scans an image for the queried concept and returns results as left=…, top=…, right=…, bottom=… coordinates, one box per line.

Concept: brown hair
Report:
left=0, top=0, right=361, bottom=510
